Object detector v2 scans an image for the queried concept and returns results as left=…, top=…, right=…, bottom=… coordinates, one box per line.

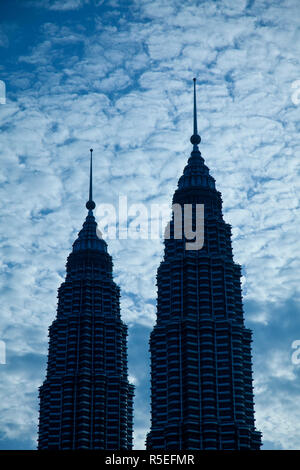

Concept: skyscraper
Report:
left=38, top=150, right=134, bottom=450
left=147, top=80, right=262, bottom=450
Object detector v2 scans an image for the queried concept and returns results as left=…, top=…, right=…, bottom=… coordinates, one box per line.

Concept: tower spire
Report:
left=86, top=148, right=96, bottom=211
left=190, top=78, right=201, bottom=150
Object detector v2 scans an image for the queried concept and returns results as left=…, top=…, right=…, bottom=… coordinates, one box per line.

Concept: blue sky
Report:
left=0, top=0, right=300, bottom=450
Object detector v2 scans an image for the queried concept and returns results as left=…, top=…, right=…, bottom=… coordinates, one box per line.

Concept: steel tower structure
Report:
left=38, top=150, right=134, bottom=450
left=147, top=80, right=262, bottom=450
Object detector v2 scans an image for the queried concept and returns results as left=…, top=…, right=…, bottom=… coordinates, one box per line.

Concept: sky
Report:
left=0, top=0, right=300, bottom=450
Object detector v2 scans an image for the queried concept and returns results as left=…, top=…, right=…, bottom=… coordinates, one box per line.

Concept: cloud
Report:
left=28, top=0, right=91, bottom=11
left=0, top=28, right=9, bottom=48
left=0, top=0, right=300, bottom=449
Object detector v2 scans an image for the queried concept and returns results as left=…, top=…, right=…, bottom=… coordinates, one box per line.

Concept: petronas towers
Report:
left=146, top=80, right=262, bottom=450
left=38, top=80, right=262, bottom=450
left=38, top=151, right=134, bottom=450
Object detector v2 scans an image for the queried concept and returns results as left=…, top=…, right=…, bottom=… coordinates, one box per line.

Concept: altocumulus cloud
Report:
left=0, top=0, right=300, bottom=449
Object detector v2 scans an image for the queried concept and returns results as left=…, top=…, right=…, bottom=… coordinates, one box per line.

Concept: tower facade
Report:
left=147, top=80, right=262, bottom=450
left=38, top=150, right=134, bottom=450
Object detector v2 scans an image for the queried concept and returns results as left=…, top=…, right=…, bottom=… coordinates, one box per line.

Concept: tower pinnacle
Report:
left=190, top=78, right=201, bottom=148
left=86, top=148, right=96, bottom=211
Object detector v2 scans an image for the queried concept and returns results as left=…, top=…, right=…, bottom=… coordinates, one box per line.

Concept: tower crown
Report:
left=175, top=78, right=216, bottom=192
left=72, top=149, right=107, bottom=253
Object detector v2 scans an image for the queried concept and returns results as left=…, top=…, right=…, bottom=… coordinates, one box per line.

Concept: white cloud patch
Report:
left=28, top=0, right=91, bottom=10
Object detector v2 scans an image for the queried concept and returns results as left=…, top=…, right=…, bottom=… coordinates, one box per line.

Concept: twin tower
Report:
left=38, top=80, right=262, bottom=450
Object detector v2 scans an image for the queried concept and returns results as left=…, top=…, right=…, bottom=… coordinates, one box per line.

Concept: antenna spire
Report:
left=86, top=148, right=96, bottom=211
left=190, top=78, right=201, bottom=149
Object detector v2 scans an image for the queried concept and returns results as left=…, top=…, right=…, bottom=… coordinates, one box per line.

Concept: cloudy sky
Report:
left=0, top=0, right=300, bottom=450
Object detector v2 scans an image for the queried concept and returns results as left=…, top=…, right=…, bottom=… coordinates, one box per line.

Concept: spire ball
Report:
left=86, top=200, right=96, bottom=210
left=190, top=134, right=201, bottom=145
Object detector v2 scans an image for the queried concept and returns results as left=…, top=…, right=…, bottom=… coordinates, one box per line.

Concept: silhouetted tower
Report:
left=147, top=80, right=262, bottom=450
left=38, top=150, right=134, bottom=450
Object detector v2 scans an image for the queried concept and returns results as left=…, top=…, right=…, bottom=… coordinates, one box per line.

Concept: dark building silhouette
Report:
left=38, top=150, right=134, bottom=450
left=147, top=79, right=262, bottom=450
